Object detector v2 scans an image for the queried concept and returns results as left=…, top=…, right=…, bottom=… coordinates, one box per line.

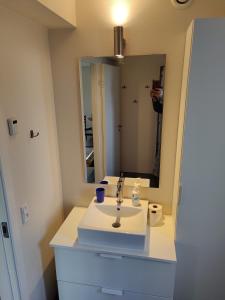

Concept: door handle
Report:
left=1, top=222, right=9, bottom=238
left=101, top=288, right=123, bottom=296
left=117, top=124, right=123, bottom=132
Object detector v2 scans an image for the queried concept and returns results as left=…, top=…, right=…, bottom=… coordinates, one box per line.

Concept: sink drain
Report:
left=112, top=222, right=121, bottom=228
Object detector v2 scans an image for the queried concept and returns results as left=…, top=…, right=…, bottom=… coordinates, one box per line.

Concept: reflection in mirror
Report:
left=80, top=55, right=166, bottom=188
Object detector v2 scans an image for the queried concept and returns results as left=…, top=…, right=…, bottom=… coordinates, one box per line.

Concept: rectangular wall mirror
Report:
left=79, top=55, right=166, bottom=188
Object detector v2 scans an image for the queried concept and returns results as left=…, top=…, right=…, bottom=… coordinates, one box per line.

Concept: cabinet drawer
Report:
left=55, top=248, right=176, bottom=298
left=58, top=281, right=172, bottom=300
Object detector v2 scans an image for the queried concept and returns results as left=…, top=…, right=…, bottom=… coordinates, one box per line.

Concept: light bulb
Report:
left=112, top=1, right=129, bottom=26
left=115, top=54, right=124, bottom=59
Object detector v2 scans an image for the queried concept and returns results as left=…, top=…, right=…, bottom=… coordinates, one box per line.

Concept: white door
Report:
left=120, top=56, right=165, bottom=174
left=176, top=19, right=225, bottom=299
left=0, top=171, right=20, bottom=300
left=91, top=64, right=105, bottom=183
left=102, top=64, right=121, bottom=177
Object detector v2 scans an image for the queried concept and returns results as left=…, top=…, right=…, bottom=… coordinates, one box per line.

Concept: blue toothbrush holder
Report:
left=100, top=180, right=109, bottom=185
left=96, top=187, right=105, bottom=203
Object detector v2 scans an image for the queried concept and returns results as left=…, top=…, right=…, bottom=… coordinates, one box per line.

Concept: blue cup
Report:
left=96, top=187, right=105, bottom=203
left=100, top=180, right=109, bottom=185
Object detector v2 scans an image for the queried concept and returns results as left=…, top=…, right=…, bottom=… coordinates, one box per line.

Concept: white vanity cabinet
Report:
left=51, top=207, right=176, bottom=300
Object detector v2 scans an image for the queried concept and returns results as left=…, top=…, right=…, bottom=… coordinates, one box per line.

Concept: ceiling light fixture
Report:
left=114, top=26, right=126, bottom=59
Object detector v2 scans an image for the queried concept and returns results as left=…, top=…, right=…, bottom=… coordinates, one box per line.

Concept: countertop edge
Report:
left=50, top=206, right=177, bottom=263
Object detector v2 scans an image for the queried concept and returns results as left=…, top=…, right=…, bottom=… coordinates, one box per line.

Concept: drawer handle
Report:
left=101, top=288, right=123, bottom=296
left=98, top=253, right=123, bottom=260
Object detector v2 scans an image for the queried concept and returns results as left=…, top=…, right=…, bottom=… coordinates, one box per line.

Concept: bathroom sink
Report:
left=96, top=205, right=141, bottom=218
left=78, top=197, right=148, bottom=250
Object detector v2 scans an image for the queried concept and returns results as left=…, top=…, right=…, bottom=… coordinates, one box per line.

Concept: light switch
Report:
left=7, top=118, right=18, bottom=136
left=20, top=204, right=29, bottom=224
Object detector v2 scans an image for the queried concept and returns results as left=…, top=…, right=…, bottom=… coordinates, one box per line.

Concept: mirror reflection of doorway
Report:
left=80, top=55, right=166, bottom=188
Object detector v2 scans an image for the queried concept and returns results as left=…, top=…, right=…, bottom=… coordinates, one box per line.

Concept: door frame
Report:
left=0, top=165, right=21, bottom=300
left=0, top=227, right=14, bottom=299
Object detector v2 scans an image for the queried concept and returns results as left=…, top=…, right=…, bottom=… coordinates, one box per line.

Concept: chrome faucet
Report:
left=116, top=175, right=124, bottom=207
left=112, top=175, right=124, bottom=228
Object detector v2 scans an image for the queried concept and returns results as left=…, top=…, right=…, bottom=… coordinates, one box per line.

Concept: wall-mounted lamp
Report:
left=114, top=26, right=126, bottom=59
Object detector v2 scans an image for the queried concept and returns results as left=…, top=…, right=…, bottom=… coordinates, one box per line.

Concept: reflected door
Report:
left=102, top=64, right=121, bottom=177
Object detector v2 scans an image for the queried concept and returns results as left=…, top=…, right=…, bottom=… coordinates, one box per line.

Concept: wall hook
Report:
left=30, top=130, right=39, bottom=138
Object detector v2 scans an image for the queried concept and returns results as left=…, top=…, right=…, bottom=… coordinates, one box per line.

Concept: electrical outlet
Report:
left=20, top=204, right=29, bottom=224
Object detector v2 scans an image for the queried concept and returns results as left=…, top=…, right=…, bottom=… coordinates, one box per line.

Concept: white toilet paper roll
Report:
left=149, top=203, right=163, bottom=226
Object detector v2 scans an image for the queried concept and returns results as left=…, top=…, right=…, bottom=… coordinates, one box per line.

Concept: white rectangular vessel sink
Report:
left=78, top=197, right=148, bottom=250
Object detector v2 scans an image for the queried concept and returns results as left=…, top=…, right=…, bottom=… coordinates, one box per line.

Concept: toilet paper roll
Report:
left=149, top=203, right=163, bottom=226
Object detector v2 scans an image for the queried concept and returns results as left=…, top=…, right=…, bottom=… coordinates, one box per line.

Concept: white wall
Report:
left=49, top=0, right=225, bottom=215
left=37, top=0, right=76, bottom=26
left=0, top=0, right=76, bottom=28
left=0, top=5, right=63, bottom=300
left=120, top=55, right=165, bottom=174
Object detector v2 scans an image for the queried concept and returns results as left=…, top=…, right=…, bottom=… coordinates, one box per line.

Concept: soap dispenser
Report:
left=132, top=180, right=141, bottom=206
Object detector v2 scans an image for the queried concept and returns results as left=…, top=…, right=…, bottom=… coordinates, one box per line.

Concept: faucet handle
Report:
left=117, top=179, right=121, bottom=189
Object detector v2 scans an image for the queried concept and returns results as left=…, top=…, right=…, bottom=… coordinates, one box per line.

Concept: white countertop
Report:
left=50, top=206, right=176, bottom=264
